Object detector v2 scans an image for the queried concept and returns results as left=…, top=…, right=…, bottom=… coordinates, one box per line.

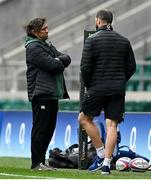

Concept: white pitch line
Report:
left=0, top=172, right=81, bottom=180
left=0, top=172, right=53, bottom=179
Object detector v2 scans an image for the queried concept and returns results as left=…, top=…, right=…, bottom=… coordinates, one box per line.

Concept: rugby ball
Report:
left=116, top=157, right=131, bottom=171
left=129, top=158, right=149, bottom=172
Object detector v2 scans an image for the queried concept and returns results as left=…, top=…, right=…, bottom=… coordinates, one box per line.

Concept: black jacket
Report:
left=25, top=37, right=71, bottom=101
left=81, top=25, right=136, bottom=96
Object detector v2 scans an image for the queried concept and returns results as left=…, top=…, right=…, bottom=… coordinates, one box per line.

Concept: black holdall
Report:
left=48, top=142, right=96, bottom=169
left=48, top=124, right=150, bottom=169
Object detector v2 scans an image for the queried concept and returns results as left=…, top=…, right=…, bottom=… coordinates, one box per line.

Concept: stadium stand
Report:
left=0, top=0, right=151, bottom=111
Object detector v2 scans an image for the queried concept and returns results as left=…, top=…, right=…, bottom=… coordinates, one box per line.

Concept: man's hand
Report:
left=57, top=55, right=71, bottom=67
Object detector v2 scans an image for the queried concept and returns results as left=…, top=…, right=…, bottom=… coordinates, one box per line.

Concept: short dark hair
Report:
left=96, top=10, right=113, bottom=24
left=24, top=17, right=46, bottom=36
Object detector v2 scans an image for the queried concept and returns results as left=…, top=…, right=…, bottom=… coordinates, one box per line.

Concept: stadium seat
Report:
left=133, top=65, right=141, bottom=77
left=0, top=100, right=150, bottom=112
left=144, top=66, right=151, bottom=77
left=144, top=81, right=151, bottom=91
left=126, top=81, right=141, bottom=91
left=145, top=54, right=151, bottom=61
left=59, top=100, right=79, bottom=111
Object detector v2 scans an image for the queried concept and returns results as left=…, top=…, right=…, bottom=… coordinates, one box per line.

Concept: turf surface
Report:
left=0, top=157, right=150, bottom=179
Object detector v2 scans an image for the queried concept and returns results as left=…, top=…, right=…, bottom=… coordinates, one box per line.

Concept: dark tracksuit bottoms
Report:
left=31, top=99, right=58, bottom=168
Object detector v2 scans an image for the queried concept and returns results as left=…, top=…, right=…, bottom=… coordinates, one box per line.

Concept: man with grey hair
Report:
left=78, top=9, right=136, bottom=175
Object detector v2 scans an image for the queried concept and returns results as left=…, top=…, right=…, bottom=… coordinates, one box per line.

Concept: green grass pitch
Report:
left=0, top=157, right=151, bottom=179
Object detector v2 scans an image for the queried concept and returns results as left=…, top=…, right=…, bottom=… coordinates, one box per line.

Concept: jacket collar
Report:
left=96, top=24, right=113, bottom=32
left=24, top=36, right=51, bottom=48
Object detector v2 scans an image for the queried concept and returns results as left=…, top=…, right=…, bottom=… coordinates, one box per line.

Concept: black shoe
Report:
left=31, top=163, right=55, bottom=171
left=101, top=165, right=110, bottom=175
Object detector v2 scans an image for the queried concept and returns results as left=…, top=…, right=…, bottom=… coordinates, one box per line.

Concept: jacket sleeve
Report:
left=125, top=42, right=136, bottom=81
left=27, top=44, right=64, bottom=73
left=57, top=54, right=71, bottom=68
left=51, top=45, right=71, bottom=68
left=80, top=38, right=93, bottom=87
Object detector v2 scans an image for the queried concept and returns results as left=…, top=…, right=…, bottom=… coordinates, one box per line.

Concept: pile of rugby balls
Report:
left=116, top=157, right=149, bottom=172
